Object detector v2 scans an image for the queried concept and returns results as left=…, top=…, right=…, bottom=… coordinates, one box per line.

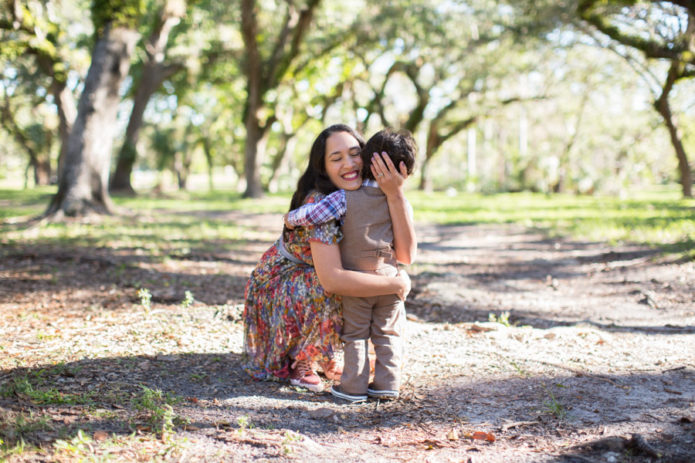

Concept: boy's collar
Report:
left=363, top=179, right=379, bottom=188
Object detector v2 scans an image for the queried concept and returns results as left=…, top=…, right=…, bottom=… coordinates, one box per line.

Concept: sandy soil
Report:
left=1, top=214, right=694, bottom=462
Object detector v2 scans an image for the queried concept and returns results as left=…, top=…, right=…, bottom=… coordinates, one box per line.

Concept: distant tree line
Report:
left=0, top=0, right=693, bottom=219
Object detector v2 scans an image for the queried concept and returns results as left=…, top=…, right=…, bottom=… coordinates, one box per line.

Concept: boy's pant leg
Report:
left=340, top=296, right=373, bottom=395
left=370, top=295, right=404, bottom=392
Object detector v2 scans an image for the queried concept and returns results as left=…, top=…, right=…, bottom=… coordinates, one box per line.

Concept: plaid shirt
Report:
left=287, top=189, right=347, bottom=227
left=287, top=180, right=390, bottom=228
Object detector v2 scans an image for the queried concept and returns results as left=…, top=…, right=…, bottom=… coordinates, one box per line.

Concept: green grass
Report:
left=1, top=185, right=693, bottom=256
left=409, top=187, right=695, bottom=252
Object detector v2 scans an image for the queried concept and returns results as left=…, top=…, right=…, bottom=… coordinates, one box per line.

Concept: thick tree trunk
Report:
left=110, top=2, right=184, bottom=194
left=654, top=63, right=692, bottom=198
left=240, top=0, right=320, bottom=198
left=241, top=0, right=264, bottom=198
left=656, top=102, right=693, bottom=198
left=45, top=24, right=139, bottom=218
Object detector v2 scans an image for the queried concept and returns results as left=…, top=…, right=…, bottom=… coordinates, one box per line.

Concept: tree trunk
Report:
left=241, top=0, right=264, bottom=198
left=654, top=63, right=692, bottom=198
left=34, top=158, right=52, bottom=185
left=110, top=2, right=184, bottom=194
left=52, top=81, right=77, bottom=184
left=243, top=103, right=265, bottom=198
left=240, top=0, right=320, bottom=198
left=202, top=138, right=215, bottom=191
left=265, top=132, right=295, bottom=192
left=45, top=24, right=139, bottom=218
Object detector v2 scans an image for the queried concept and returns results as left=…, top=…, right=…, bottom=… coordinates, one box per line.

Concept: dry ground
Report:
left=1, top=211, right=694, bottom=462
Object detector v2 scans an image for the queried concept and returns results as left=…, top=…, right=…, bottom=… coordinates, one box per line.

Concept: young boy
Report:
left=284, top=128, right=417, bottom=403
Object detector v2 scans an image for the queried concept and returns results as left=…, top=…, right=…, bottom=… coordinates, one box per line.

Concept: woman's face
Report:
left=324, top=131, right=363, bottom=191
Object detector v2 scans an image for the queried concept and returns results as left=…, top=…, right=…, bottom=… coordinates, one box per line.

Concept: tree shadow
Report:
left=0, top=242, right=254, bottom=308
left=2, top=354, right=693, bottom=460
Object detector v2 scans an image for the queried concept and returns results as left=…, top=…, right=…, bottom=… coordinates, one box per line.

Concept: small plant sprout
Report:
left=137, top=288, right=152, bottom=311
left=543, top=385, right=567, bottom=420
left=181, top=290, right=194, bottom=308
left=281, top=430, right=301, bottom=455
left=237, top=415, right=254, bottom=435
left=131, top=387, right=183, bottom=436
left=488, top=311, right=511, bottom=327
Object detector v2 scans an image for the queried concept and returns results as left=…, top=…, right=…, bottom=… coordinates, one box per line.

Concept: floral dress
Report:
left=242, top=191, right=343, bottom=381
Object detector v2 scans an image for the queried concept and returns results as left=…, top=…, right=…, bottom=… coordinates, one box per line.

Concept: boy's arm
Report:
left=285, top=189, right=346, bottom=228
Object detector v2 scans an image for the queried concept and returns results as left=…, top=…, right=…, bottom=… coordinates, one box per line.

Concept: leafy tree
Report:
left=239, top=0, right=323, bottom=197
left=342, top=0, right=548, bottom=190
left=0, top=0, right=85, bottom=183
left=578, top=0, right=695, bottom=197
left=45, top=0, right=143, bottom=217
left=109, top=0, right=187, bottom=194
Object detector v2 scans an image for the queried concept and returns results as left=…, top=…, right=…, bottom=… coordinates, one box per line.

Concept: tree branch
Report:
left=578, top=0, right=688, bottom=60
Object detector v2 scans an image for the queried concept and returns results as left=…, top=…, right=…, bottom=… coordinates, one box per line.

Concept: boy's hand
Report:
left=371, top=151, right=408, bottom=197
left=283, top=213, right=295, bottom=230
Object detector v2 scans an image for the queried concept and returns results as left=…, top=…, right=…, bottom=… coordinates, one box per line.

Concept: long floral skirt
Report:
left=242, top=244, right=342, bottom=380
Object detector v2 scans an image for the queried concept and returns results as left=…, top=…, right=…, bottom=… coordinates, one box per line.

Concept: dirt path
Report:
left=1, top=216, right=694, bottom=462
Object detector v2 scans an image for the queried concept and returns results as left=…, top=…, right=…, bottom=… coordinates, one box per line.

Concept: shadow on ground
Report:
left=1, top=354, right=693, bottom=461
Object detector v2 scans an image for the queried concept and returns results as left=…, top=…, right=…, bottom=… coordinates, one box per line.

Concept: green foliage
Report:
left=0, top=375, right=95, bottom=405
left=488, top=311, right=512, bottom=327
left=0, top=412, right=48, bottom=451
left=137, top=287, right=152, bottom=310
left=91, top=0, right=145, bottom=35
left=542, top=384, right=568, bottom=420
left=53, top=429, right=93, bottom=456
left=132, top=386, right=184, bottom=435
left=181, top=290, right=194, bottom=308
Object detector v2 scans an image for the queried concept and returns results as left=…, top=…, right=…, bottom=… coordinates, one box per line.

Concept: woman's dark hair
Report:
left=289, top=124, right=365, bottom=211
left=361, top=128, right=417, bottom=181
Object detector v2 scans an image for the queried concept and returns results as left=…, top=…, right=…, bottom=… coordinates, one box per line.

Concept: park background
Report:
left=1, top=1, right=695, bottom=462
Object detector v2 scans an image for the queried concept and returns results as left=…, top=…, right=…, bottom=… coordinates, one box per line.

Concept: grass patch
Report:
left=408, top=187, right=694, bottom=252
left=1, top=186, right=692, bottom=255
left=131, top=386, right=187, bottom=436
left=0, top=375, right=95, bottom=406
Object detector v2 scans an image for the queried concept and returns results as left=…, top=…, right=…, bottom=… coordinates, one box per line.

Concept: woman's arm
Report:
left=371, top=152, right=417, bottom=264
left=311, top=241, right=411, bottom=300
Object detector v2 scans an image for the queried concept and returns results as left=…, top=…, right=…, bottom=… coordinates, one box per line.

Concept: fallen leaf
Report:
left=93, top=430, right=109, bottom=441
left=471, top=431, right=495, bottom=442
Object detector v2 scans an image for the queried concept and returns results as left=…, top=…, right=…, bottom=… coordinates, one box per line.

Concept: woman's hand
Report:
left=395, top=269, right=411, bottom=301
left=371, top=151, right=408, bottom=198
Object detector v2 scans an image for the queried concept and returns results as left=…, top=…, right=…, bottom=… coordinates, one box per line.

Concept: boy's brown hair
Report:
left=361, top=128, right=417, bottom=181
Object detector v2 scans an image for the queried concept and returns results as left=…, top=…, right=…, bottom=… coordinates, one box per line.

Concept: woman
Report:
left=242, top=124, right=414, bottom=392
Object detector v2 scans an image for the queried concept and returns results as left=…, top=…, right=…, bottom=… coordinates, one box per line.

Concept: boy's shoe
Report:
left=330, top=385, right=367, bottom=403
left=289, top=359, right=324, bottom=393
left=367, top=385, right=399, bottom=400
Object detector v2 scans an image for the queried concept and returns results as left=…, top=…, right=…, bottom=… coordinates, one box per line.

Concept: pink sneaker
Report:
left=289, top=359, right=324, bottom=392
